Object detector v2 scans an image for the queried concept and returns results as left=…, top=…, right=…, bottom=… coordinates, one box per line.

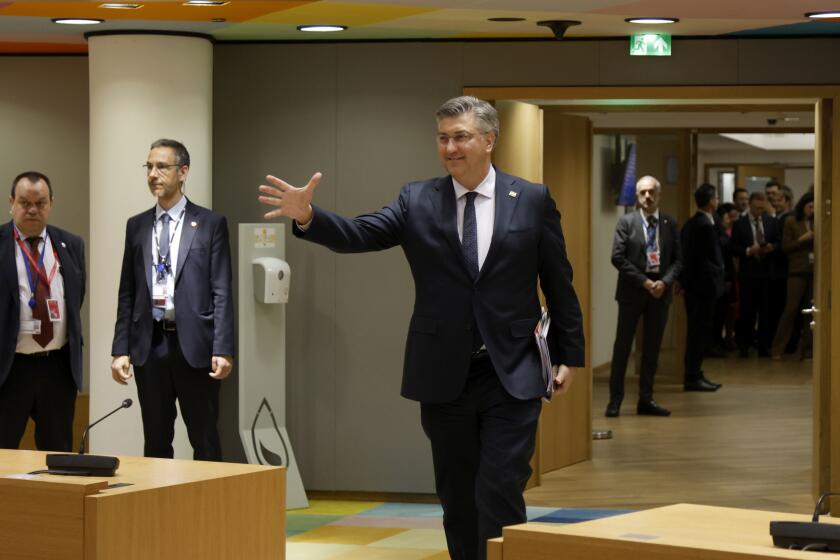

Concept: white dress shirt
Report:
left=700, top=210, right=716, bottom=226
left=151, top=195, right=188, bottom=321
left=453, top=166, right=496, bottom=272
left=15, top=225, right=67, bottom=353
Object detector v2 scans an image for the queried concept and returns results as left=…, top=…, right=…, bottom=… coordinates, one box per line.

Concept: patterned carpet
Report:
left=287, top=500, right=629, bottom=559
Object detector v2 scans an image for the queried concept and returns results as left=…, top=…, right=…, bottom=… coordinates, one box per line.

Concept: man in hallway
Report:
left=257, top=96, right=584, bottom=560
left=680, top=184, right=723, bottom=392
left=0, top=171, right=86, bottom=451
left=732, top=191, right=780, bottom=357
left=111, top=139, right=234, bottom=460
left=606, top=175, right=681, bottom=417
left=733, top=188, right=749, bottom=215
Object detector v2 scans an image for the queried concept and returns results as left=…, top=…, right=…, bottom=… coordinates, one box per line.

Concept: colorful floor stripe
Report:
left=287, top=501, right=630, bottom=558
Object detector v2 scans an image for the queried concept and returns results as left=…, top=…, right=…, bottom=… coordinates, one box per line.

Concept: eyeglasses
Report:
left=143, top=163, right=181, bottom=174
left=437, top=132, right=478, bottom=146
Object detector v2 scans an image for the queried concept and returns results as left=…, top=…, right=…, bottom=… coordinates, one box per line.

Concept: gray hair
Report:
left=436, top=96, right=500, bottom=140
left=150, top=138, right=190, bottom=167
left=636, top=175, right=661, bottom=193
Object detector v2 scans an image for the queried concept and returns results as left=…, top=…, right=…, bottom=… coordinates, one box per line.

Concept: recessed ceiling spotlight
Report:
left=100, top=3, right=143, bottom=8
left=183, top=1, right=229, bottom=6
left=805, top=11, right=840, bottom=19
left=211, top=18, right=226, bottom=23
left=488, top=17, right=526, bottom=22
left=297, top=24, right=348, bottom=32
left=625, top=17, right=679, bottom=24
left=52, top=18, right=104, bottom=25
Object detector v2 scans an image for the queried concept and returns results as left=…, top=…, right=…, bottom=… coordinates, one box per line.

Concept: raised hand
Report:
left=258, top=172, right=321, bottom=224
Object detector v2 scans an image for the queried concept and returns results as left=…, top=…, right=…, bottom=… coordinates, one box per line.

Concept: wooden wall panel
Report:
left=539, top=109, right=593, bottom=472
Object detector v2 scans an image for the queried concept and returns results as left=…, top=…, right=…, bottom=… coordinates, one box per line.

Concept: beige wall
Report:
left=0, top=56, right=89, bottom=390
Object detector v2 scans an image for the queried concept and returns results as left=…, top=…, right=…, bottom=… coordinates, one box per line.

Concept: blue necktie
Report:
left=646, top=215, right=657, bottom=251
left=462, top=191, right=479, bottom=279
left=153, top=213, right=171, bottom=322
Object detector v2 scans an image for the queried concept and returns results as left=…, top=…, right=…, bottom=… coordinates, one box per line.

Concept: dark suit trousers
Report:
left=736, top=277, right=772, bottom=353
left=609, top=294, right=669, bottom=404
left=133, top=322, right=222, bottom=461
left=420, top=354, right=541, bottom=560
left=684, top=291, right=715, bottom=382
left=0, top=346, right=76, bottom=451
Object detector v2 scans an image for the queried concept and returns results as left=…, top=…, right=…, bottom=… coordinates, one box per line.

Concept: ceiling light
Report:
left=488, top=17, right=525, bottom=22
left=805, top=11, right=840, bottom=19
left=625, top=17, right=679, bottom=24
left=100, top=3, right=142, bottom=8
left=297, top=25, right=347, bottom=32
left=183, top=1, right=229, bottom=6
left=52, top=18, right=104, bottom=25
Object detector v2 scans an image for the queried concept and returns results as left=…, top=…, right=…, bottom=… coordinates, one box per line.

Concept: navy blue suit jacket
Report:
left=293, top=169, right=585, bottom=403
left=731, top=213, right=780, bottom=280
left=111, top=200, right=234, bottom=368
left=0, top=222, right=86, bottom=390
left=680, top=212, right=725, bottom=299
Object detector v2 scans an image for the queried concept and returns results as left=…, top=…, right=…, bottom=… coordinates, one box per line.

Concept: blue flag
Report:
left=617, top=143, right=637, bottom=206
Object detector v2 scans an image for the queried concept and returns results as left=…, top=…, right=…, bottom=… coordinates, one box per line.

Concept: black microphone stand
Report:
left=44, top=399, right=133, bottom=476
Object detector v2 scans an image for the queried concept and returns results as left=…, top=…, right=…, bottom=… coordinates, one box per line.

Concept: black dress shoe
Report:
left=637, top=400, right=671, bottom=416
left=701, top=376, right=722, bottom=389
left=605, top=401, right=620, bottom=418
left=684, top=378, right=719, bottom=392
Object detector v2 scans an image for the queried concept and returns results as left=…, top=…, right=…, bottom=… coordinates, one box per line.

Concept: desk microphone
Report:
left=771, top=492, right=840, bottom=551
left=44, top=399, right=133, bottom=476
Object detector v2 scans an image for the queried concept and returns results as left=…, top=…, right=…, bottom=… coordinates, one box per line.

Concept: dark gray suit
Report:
left=609, top=210, right=681, bottom=404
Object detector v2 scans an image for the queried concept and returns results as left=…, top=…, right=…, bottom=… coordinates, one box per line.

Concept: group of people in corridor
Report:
left=606, top=177, right=814, bottom=418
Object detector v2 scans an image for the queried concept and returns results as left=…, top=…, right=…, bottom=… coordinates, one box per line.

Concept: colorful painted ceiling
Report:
left=1, top=0, right=839, bottom=54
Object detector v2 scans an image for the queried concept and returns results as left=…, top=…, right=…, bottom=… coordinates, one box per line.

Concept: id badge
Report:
left=152, top=284, right=168, bottom=309
left=20, top=319, right=41, bottom=335
left=646, top=250, right=661, bottom=269
left=46, top=299, right=62, bottom=322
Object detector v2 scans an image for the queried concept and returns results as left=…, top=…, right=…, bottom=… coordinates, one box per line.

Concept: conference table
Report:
left=0, top=449, right=285, bottom=560
left=488, top=503, right=840, bottom=560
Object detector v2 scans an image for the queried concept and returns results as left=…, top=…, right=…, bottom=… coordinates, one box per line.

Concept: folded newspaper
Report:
left=534, top=307, right=553, bottom=401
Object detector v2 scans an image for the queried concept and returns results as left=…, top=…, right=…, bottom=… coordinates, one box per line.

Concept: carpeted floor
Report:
left=286, top=500, right=630, bottom=559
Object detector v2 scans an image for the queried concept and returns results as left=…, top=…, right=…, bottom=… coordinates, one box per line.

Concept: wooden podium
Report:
left=489, top=503, right=840, bottom=560
left=0, top=450, right=285, bottom=560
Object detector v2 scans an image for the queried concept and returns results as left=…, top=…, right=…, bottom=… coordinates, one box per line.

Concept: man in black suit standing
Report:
left=680, top=184, right=724, bottom=392
left=606, top=175, right=681, bottom=417
left=731, top=191, right=779, bottom=357
left=0, top=171, right=85, bottom=451
left=257, top=96, right=584, bottom=560
left=111, top=139, right=234, bottom=461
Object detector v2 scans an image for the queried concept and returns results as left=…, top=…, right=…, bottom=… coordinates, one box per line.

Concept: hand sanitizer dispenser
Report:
left=253, top=257, right=290, bottom=304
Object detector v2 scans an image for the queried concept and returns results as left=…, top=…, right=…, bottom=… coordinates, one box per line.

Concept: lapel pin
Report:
left=191, top=221, right=198, bottom=228
left=60, top=242, right=66, bottom=248
left=508, top=191, right=518, bottom=198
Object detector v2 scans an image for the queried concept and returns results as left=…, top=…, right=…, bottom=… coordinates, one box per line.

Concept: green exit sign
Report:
left=630, top=33, right=672, bottom=56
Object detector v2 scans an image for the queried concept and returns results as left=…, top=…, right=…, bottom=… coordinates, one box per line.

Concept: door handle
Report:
left=802, top=306, right=818, bottom=329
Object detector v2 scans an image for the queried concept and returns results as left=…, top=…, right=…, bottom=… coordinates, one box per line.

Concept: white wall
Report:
left=591, top=135, right=623, bottom=369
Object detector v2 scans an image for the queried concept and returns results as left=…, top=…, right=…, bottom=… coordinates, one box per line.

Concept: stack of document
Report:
left=534, top=307, right=553, bottom=401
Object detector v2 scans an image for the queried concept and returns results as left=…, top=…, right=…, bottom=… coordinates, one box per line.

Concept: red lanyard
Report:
left=13, top=228, right=59, bottom=289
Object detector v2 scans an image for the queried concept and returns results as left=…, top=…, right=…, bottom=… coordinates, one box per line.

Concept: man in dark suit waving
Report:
left=257, top=96, right=584, bottom=560
left=111, top=139, right=234, bottom=461
left=0, top=171, right=85, bottom=451
left=680, top=184, right=724, bottom=392
left=606, top=175, right=681, bottom=417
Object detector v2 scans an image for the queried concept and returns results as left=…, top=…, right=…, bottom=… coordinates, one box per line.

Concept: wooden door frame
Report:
left=467, top=85, right=840, bottom=511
